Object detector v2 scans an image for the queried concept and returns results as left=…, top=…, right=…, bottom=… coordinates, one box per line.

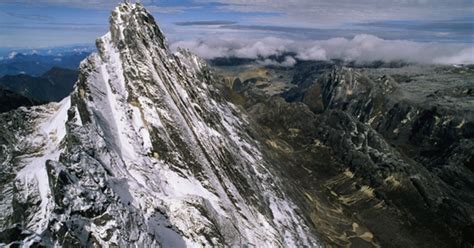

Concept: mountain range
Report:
left=0, top=3, right=473, bottom=248
left=0, top=52, right=89, bottom=77
left=0, top=67, right=78, bottom=103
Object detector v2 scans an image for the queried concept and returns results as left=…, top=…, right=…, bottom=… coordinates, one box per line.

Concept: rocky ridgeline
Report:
left=313, top=66, right=474, bottom=246
left=229, top=64, right=474, bottom=247
left=0, top=3, right=319, bottom=247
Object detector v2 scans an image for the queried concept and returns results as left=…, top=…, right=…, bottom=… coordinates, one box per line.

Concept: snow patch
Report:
left=16, top=97, right=70, bottom=233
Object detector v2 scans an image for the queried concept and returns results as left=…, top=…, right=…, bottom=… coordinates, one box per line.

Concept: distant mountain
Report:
left=0, top=87, right=40, bottom=113
left=0, top=45, right=94, bottom=59
left=0, top=67, right=78, bottom=102
left=0, top=52, right=89, bottom=77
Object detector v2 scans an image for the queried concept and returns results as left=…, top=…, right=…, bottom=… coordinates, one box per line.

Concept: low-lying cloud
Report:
left=171, top=34, right=474, bottom=65
left=257, top=56, right=297, bottom=67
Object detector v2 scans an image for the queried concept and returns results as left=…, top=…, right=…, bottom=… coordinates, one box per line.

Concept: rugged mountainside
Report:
left=0, top=3, right=319, bottom=247
left=219, top=61, right=474, bottom=247
left=0, top=67, right=78, bottom=102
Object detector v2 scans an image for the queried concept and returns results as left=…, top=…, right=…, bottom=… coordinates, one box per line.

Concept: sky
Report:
left=0, top=0, right=473, bottom=63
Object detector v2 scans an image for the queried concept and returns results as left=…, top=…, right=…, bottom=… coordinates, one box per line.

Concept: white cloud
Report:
left=171, top=40, right=227, bottom=59
left=171, top=34, right=474, bottom=65
left=433, top=47, right=474, bottom=64
left=257, top=56, right=297, bottom=67
left=302, top=35, right=474, bottom=64
left=170, top=37, right=292, bottom=59
left=296, top=45, right=327, bottom=60
left=233, top=37, right=290, bottom=58
left=8, top=51, right=18, bottom=59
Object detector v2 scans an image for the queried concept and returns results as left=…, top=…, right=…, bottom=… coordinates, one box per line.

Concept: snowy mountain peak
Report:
left=0, top=3, right=320, bottom=247
left=107, top=3, right=168, bottom=54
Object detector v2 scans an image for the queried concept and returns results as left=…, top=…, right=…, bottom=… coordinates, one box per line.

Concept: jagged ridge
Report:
left=0, top=3, right=319, bottom=247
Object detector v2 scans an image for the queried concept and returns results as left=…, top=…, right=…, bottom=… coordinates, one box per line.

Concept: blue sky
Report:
left=0, top=0, right=271, bottom=48
left=0, top=0, right=473, bottom=64
left=0, top=0, right=473, bottom=49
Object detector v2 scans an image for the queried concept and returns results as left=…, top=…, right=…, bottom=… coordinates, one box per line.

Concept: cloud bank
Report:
left=171, top=34, right=474, bottom=65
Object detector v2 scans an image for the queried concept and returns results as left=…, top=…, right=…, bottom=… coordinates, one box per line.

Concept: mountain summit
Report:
left=0, top=3, right=319, bottom=247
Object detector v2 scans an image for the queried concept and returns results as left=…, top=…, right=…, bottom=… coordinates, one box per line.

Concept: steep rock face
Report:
left=314, top=67, right=474, bottom=171
left=218, top=61, right=474, bottom=246
left=299, top=66, right=474, bottom=246
left=0, top=99, right=70, bottom=246
left=0, top=3, right=319, bottom=247
left=242, top=96, right=453, bottom=247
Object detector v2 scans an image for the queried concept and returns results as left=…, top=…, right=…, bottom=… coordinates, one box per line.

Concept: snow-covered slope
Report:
left=0, top=3, right=319, bottom=247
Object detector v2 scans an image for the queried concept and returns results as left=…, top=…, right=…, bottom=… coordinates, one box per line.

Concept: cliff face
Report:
left=312, top=66, right=474, bottom=197
left=208, top=55, right=474, bottom=247
left=314, top=67, right=474, bottom=246
left=0, top=3, right=319, bottom=247
left=240, top=65, right=474, bottom=247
